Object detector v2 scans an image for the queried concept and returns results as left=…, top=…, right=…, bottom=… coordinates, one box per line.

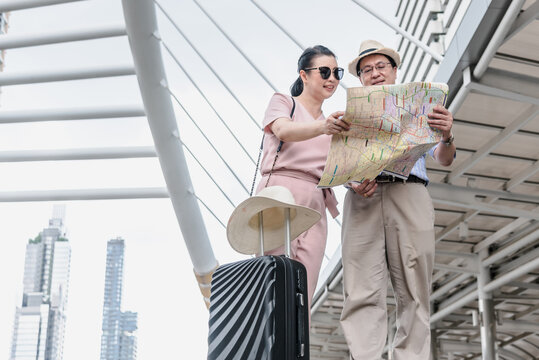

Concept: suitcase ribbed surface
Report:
left=208, top=257, right=277, bottom=360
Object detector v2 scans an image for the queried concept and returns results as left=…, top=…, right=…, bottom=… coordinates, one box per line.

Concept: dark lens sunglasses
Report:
left=304, top=66, right=344, bottom=80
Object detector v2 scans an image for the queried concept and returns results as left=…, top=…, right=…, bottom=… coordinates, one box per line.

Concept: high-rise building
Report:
left=100, top=238, right=138, bottom=360
left=0, top=11, right=9, bottom=71
left=10, top=205, right=71, bottom=360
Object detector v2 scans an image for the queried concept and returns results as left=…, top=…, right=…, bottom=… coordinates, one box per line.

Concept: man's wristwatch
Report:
left=442, top=133, right=454, bottom=146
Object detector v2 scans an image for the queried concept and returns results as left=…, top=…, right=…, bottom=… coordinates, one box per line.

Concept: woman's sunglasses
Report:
left=304, top=66, right=344, bottom=80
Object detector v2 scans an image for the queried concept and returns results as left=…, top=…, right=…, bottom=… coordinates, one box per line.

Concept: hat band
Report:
left=359, top=47, right=378, bottom=56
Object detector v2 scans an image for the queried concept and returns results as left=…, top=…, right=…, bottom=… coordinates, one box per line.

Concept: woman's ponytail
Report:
left=290, top=76, right=304, bottom=96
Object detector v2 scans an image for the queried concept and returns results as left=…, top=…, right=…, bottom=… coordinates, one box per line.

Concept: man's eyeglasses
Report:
left=304, top=66, right=344, bottom=80
left=358, top=62, right=393, bottom=76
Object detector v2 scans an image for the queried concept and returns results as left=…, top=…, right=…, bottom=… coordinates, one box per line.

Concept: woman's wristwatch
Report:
left=442, top=133, right=454, bottom=146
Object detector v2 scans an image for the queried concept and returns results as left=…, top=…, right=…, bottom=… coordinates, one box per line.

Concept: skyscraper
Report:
left=10, top=205, right=71, bottom=360
left=0, top=11, right=9, bottom=71
left=100, top=238, right=138, bottom=360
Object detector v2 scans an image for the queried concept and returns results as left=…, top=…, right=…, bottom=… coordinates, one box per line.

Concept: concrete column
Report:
left=430, top=327, right=438, bottom=360
left=477, top=249, right=498, bottom=359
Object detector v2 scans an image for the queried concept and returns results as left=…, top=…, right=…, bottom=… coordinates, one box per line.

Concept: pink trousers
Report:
left=257, top=172, right=333, bottom=307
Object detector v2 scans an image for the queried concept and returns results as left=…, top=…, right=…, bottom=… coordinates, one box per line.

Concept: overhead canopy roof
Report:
left=311, top=1, right=539, bottom=359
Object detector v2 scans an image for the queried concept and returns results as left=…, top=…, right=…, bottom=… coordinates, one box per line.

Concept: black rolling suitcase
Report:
left=207, top=209, right=310, bottom=359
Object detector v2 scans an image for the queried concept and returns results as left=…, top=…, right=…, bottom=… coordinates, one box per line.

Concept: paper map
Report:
left=318, top=82, right=449, bottom=187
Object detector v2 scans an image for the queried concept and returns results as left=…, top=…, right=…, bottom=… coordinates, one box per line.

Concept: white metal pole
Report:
left=0, top=24, right=126, bottom=50
left=0, top=188, right=168, bottom=202
left=0, top=65, right=135, bottom=86
left=0, top=146, right=156, bottom=162
left=430, top=290, right=477, bottom=324
left=482, top=256, right=539, bottom=294
left=431, top=273, right=472, bottom=301
left=311, top=268, right=343, bottom=314
left=0, top=105, right=145, bottom=123
left=473, top=0, right=526, bottom=79
left=448, top=67, right=471, bottom=114
left=504, top=0, right=539, bottom=43
left=482, top=229, right=539, bottom=267
left=0, top=0, right=86, bottom=12
left=121, top=0, right=218, bottom=275
left=431, top=256, right=539, bottom=324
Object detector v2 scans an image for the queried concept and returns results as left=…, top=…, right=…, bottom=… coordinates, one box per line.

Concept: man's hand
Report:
left=429, top=105, right=456, bottom=166
left=350, top=179, right=377, bottom=198
left=428, top=105, right=453, bottom=140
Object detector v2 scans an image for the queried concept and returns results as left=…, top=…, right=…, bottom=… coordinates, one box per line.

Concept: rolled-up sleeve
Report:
left=263, top=93, right=293, bottom=133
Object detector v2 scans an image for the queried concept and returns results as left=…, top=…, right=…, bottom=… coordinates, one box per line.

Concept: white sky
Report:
left=0, top=0, right=398, bottom=358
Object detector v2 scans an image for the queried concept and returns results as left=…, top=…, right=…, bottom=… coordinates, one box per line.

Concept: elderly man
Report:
left=340, top=40, right=456, bottom=359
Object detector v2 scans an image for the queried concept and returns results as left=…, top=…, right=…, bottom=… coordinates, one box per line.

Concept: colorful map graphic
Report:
left=318, top=82, right=449, bottom=187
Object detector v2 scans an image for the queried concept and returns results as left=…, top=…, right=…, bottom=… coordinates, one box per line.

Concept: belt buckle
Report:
left=377, top=175, right=394, bottom=183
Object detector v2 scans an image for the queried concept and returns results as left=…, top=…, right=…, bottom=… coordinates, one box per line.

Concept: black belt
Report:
left=375, top=174, right=427, bottom=185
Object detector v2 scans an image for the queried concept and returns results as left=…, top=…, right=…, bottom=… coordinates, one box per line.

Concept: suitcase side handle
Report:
left=296, top=292, right=306, bottom=357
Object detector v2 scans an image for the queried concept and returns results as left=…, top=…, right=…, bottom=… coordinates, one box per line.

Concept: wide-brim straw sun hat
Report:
left=348, top=39, right=401, bottom=78
left=227, top=186, right=321, bottom=255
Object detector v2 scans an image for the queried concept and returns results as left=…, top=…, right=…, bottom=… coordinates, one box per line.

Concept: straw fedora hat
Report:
left=348, top=39, right=401, bottom=78
left=227, top=186, right=321, bottom=255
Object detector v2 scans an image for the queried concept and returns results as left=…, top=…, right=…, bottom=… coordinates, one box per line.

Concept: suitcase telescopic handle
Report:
left=257, top=207, right=292, bottom=258
left=284, top=208, right=291, bottom=258
left=258, top=211, right=264, bottom=256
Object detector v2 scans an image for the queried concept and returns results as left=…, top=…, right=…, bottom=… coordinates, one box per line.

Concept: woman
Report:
left=256, top=45, right=349, bottom=306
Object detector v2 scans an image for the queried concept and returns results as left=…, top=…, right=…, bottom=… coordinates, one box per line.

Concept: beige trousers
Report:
left=340, top=183, right=435, bottom=360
